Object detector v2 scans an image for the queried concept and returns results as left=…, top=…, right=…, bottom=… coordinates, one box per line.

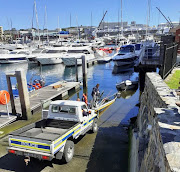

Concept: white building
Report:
left=0, top=26, right=3, bottom=40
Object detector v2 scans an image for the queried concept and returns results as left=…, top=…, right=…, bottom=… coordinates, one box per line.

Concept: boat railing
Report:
left=139, top=46, right=160, bottom=65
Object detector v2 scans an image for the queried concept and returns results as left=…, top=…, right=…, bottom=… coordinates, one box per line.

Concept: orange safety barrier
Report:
left=0, top=90, right=10, bottom=105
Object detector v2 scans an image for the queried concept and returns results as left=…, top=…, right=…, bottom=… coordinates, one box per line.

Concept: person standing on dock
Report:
left=82, top=93, right=88, bottom=105
left=91, top=84, right=100, bottom=108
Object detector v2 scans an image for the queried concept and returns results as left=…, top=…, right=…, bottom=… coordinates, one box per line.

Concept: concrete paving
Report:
left=0, top=115, right=17, bottom=129
left=0, top=91, right=139, bottom=172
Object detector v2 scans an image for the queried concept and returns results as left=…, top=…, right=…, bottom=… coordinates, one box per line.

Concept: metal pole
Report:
left=121, top=0, right=123, bottom=35
left=162, top=44, right=167, bottom=79
left=82, top=55, right=87, bottom=88
left=6, top=75, right=16, bottom=115
left=4, top=93, right=10, bottom=118
left=75, top=59, right=78, bottom=82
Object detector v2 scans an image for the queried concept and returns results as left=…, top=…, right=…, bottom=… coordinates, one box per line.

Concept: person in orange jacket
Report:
left=82, top=93, right=88, bottom=105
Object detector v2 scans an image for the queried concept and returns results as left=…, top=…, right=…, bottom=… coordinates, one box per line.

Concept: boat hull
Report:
left=36, top=57, right=62, bottom=65
left=113, top=56, right=137, bottom=66
left=116, top=81, right=138, bottom=91
left=62, top=58, right=82, bottom=67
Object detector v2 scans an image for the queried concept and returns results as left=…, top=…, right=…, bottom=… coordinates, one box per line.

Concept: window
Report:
left=68, top=50, right=83, bottom=53
left=51, top=105, right=59, bottom=113
left=47, top=50, right=66, bottom=53
left=83, top=50, right=90, bottom=54
left=59, top=106, right=76, bottom=114
left=51, top=105, right=76, bottom=114
left=81, top=105, right=87, bottom=111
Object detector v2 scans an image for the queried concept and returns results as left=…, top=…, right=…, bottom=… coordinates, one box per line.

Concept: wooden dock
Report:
left=0, top=81, right=80, bottom=116
left=0, top=115, right=17, bottom=129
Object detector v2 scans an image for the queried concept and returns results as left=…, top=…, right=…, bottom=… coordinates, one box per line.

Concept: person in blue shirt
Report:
left=91, top=84, right=100, bottom=108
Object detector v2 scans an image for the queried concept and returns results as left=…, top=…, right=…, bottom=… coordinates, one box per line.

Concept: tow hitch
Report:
left=24, top=156, right=30, bottom=166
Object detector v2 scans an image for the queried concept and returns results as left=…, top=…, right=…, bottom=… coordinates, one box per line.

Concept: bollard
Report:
left=82, top=55, right=87, bottom=88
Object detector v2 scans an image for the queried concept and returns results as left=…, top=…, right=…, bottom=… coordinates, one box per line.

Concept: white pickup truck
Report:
left=7, top=100, right=98, bottom=164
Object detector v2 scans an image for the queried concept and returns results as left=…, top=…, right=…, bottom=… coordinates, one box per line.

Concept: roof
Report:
left=51, top=100, right=85, bottom=106
left=169, top=26, right=180, bottom=33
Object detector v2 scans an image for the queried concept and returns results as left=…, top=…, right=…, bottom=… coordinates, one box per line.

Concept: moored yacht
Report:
left=0, top=54, right=28, bottom=64
left=35, top=47, right=68, bottom=65
left=62, top=46, right=96, bottom=67
left=112, top=45, right=137, bottom=67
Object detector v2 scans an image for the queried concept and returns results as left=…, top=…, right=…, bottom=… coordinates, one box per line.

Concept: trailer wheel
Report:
left=62, top=140, right=74, bottom=163
left=92, top=118, right=98, bottom=133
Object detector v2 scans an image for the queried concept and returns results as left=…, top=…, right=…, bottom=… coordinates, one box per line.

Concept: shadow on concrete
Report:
left=86, top=88, right=139, bottom=172
left=86, top=124, right=129, bottom=172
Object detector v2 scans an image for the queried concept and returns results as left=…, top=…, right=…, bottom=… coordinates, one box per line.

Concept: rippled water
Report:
left=0, top=55, right=139, bottom=124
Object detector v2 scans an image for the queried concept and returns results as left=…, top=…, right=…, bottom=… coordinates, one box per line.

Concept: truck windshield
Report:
left=51, top=105, right=76, bottom=114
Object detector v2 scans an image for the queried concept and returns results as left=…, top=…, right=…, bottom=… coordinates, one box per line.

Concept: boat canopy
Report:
left=119, top=45, right=135, bottom=53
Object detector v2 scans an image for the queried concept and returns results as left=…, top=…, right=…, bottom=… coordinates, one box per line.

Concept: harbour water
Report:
left=0, top=59, right=139, bottom=124
left=0, top=57, right=139, bottom=171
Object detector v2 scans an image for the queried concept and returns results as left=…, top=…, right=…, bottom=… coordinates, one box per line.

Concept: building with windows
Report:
left=0, top=26, right=3, bottom=40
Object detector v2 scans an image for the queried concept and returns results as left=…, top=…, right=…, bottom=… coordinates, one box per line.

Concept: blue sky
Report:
left=0, top=0, right=179, bottom=30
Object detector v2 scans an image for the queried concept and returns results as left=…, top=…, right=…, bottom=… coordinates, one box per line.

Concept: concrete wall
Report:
left=130, top=72, right=180, bottom=172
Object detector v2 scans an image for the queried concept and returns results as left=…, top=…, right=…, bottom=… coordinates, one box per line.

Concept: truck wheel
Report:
left=62, top=140, right=74, bottom=163
left=92, top=118, right=98, bottom=133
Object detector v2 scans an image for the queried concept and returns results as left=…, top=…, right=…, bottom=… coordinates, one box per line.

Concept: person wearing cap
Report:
left=91, top=84, right=100, bottom=108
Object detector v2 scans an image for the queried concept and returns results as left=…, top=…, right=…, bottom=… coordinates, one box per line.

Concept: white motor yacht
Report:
left=62, top=46, right=96, bottom=67
left=134, top=43, right=143, bottom=57
left=35, top=47, right=68, bottom=65
left=138, top=40, right=160, bottom=64
left=27, top=48, right=47, bottom=64
left=112, top=45, right=137, bottom=67
left=0, top=53, right=28, bottom=64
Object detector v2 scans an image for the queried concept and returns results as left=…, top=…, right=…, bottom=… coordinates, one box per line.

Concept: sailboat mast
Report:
left=45, top=6, right=49, bottom=43
left=70, top=13, right=71, bottom=27
left=118, top=9, right=119, bottom=38
left=58, top=16, right=60, bottom=40
left=32, top=3, right=35, bottom=42
left=34, top=0, right=40, bottom=43
left=91, top=11, right=92, bottom=33
left=121, top=0, right=123, bottom=35
left=146, top=0, right=151, bottom=39
left=76, top=16, right=80, bottom=40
